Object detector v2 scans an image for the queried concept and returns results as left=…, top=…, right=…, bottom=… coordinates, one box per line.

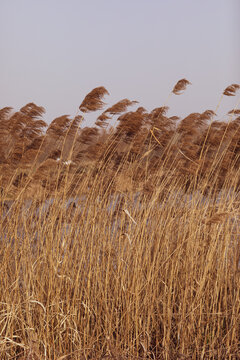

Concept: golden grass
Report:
left=0, top=81, right=240, bottom=359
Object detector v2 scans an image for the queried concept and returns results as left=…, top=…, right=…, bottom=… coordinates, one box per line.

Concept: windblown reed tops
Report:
left=1, top=79, right=240, bottom=199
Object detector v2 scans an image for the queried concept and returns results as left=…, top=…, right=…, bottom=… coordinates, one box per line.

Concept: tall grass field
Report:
left=0, top=81, right=240, bottom=359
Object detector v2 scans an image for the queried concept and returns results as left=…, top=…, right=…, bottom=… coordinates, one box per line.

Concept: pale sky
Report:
left=1, top=0, right=239, bottom=125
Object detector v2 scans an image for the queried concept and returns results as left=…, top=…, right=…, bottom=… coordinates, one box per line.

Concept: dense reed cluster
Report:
left=0, top=80, right=240, bottom=201
left=0, top=80, right=240, bottom=359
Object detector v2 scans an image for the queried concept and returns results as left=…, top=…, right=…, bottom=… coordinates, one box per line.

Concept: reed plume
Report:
left=20, top=102, right=45, bottom=118
left=116, top=110, right=146, bottom=140
left=46, top=115, right=73, bottom=136
left=172, top=78, right=191, bottom=95
left=104, top=98, right=138, bottom=115
left=228, top=109, right=240, bottom=115
left=79, top=86, right=109, bottom=112
left=223, top=83, right=240, bottom=96
left=97, top=113, right=111, bottom=121
left=0, top=106, right=12, bottom=122
left=95, top=112, right=111, bottom=128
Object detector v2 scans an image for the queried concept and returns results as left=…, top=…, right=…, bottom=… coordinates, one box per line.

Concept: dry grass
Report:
left=0, top=81, right=240, bottom=359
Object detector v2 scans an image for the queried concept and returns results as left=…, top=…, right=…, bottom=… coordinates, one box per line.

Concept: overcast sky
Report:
left=1, top=0, right=239, bottom=125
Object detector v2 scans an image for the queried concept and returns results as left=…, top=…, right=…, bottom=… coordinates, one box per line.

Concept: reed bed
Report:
left=0, top=81, right=240, bottom=359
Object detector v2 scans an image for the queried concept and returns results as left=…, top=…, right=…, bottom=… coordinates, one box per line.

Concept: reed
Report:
left=0, top=81, right=240, bottom=359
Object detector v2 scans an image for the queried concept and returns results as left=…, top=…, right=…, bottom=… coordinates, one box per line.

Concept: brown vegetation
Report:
left=0, top=81, right=240, bottom=359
